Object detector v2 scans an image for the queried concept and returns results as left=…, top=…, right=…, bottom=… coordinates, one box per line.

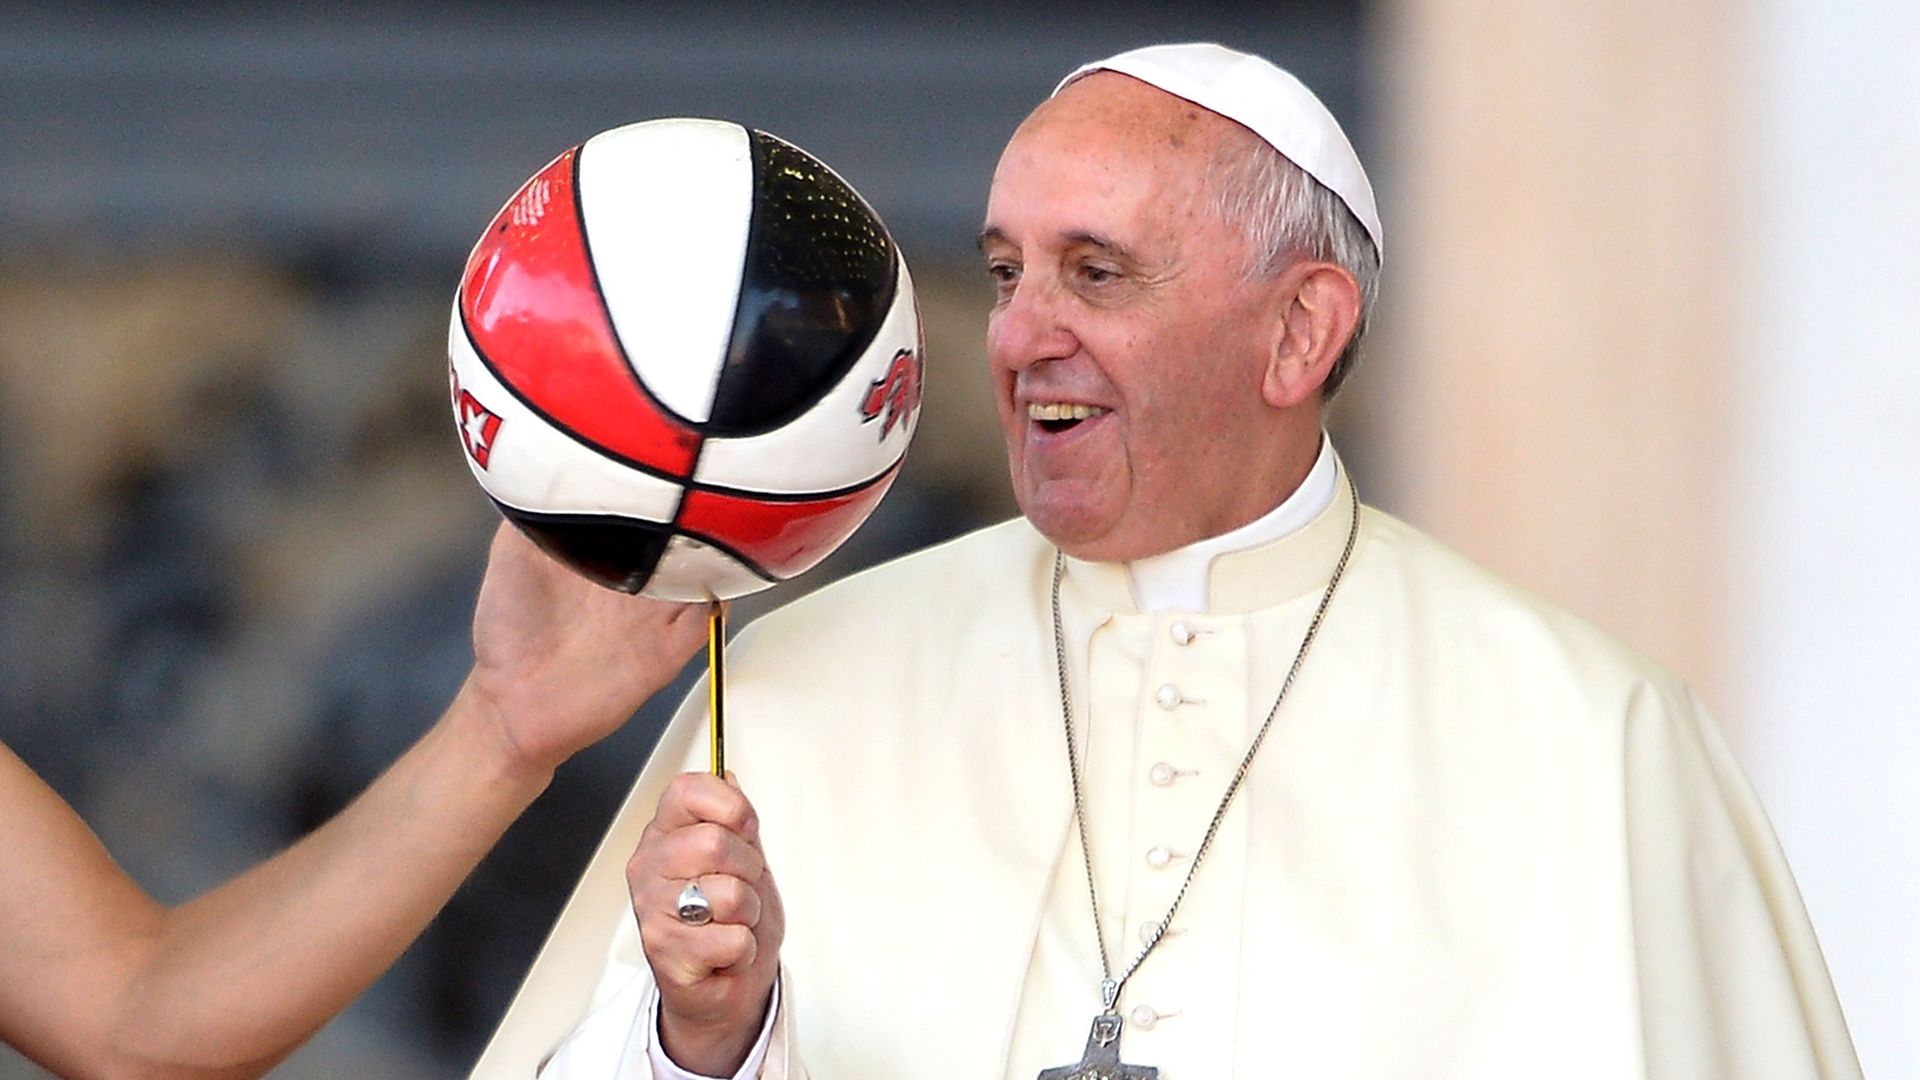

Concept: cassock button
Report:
left=1139, top=920, right=1178, bottom=945
left=1129, top=1005, right=1161, bottom=1030
left=1170, top=620, right=1196, bottom=645
left=1154, top=683, right=1182, bottom=711
left=1145, top=845, right=1176, bottom=868
left=1148, top=762, right=1177, bottom=787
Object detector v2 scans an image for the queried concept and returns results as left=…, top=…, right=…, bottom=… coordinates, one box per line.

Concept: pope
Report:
left=480, top=43, right=1862, bottom=1080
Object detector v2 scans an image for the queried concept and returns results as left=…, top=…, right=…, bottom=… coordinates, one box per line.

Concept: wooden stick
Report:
left=706, top=601, right=726, bottom=778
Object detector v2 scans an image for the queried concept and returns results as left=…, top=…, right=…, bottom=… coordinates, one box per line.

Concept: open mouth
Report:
left=1028, top=402, right=1110, bottom=435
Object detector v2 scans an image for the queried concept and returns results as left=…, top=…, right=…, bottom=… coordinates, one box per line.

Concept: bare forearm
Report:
left=0, top=526, right=705, bottom=1077
left=105, top=678, right=548, bottom=1073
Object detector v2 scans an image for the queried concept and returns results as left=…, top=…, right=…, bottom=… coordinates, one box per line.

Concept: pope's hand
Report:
left=631, top=772, right=785, bottom=1076
left=464, top=523, right=710, bottom=777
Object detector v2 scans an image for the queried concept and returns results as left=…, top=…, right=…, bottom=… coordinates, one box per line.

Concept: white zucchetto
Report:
left=1055, top=42, right=1384, bottom=261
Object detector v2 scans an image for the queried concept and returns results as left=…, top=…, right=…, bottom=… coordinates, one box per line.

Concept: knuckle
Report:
left=626, top=839, right=659, bottom=880
left=710, top=877, right=760, bottom=927
left=656, top=824, right=716, bottom=874
left=717, top=787, right=755, bottom=827
left=711, top=924, right=757, bottom=968
left=665, top=772, right=703, bottom=805
left=740, top=897, right=765, bottom=931
left=693, top=823, right=732, bottom=863
left=738, top=846, right=768, bottom=883
left=637, top=916, right=677, bottom=961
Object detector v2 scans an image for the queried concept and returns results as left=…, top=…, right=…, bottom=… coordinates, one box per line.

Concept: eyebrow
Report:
left=1063, top=230, right=1134, bottom=261
left=975, top=226, right=1138, bottom=262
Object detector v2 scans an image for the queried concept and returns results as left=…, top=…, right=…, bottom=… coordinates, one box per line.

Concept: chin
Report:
left=1013, top=471, right=1139, bottom=561
left=1022, top=503, right=1146, bottom=563
left=1020, top=498, right=1101, bottom=554
left=1025, top=500, right=1196, bottom=563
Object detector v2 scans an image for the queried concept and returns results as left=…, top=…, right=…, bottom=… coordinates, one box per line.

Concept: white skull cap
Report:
left=1055, top=42, right=1384, bottom=261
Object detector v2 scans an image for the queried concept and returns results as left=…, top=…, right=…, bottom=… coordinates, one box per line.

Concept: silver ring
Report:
left=676, top=881, right=713, bottom=926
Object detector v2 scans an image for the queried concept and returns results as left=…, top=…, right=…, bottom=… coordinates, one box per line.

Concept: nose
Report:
left=988, top=275, right=1078, bottom=373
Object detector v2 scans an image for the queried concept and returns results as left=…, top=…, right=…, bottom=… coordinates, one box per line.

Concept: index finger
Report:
left=653, top=771, right=761, bottom=841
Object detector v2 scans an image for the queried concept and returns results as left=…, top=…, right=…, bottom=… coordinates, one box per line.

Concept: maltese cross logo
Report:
left=454, top=380, right=503, bottom=469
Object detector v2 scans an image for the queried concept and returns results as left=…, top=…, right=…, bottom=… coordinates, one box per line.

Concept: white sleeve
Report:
left=1624, top=686, right=1862, bottom=1079
left=636, top=981, right=779, bottom=1080
left=534, top=964, right=780, bottom=1079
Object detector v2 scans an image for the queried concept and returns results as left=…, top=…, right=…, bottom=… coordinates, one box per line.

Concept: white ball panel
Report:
left=449, top=315, right=684, bottom=521
left=645, top=534, right=772, bottom=602
left=580, top=118, right=754, bottom=426
left=693, top=254, right=921, bottom=494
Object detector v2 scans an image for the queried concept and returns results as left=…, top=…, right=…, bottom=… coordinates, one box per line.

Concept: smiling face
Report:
left=981, top=74, right=1318, bottom=562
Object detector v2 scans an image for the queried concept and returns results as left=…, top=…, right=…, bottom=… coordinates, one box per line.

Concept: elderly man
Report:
left=477, top=44, right=1860, bottom=1079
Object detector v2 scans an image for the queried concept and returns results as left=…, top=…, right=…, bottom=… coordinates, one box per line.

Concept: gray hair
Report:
left=1206, top=131, right=1381, bottom=400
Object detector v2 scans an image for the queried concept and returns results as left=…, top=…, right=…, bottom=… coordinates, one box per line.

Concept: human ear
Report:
left=1261, top=263, right=1362, bottom=409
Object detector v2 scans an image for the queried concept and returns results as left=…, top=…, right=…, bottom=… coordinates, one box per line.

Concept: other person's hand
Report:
left=465, top=523, right=710, bottom=776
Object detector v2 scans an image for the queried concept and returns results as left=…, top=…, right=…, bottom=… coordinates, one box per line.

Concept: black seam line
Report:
left=702, top=126, right=762, bottom=443
left=683, top=458, right=900, bottom=503
left=679, top=119, right=757, bottom=497
left=709, top=124, right=766, bottom=440
left=457, top=303, right=695, bottom=487
left=495, top=500, right=780, bottom=584
left=573, top=138, right=692, bottom=533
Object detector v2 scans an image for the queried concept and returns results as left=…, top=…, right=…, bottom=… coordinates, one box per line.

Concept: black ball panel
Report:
left=706, top=130, right=898, bottom=438
left=497, top=504, right=674, bottom=595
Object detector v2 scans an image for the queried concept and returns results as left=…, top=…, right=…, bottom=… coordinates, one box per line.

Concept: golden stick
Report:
left=706, top=601, right=726, bottom=777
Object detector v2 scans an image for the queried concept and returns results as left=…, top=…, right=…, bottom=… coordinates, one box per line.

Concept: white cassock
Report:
left=473, top=452, right=1861, bottom=1079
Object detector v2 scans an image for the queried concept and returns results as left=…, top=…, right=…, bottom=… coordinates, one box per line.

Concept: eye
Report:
left=985, top=259, right=1021, bottom=296
left=1077, top=262, right=1120, bottom=286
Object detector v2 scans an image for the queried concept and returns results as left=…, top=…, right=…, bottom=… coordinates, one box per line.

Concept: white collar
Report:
left=1126, top=434, right=1337, bottom=614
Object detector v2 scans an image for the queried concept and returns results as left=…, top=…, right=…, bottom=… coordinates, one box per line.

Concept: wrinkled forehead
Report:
left=985, top=72, right=1238, bottom=237
left=983, top=74, right=1267, bottom=265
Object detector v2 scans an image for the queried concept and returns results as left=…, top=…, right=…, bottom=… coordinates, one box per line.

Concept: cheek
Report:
left=1130, top=327, right=1260, bottom=447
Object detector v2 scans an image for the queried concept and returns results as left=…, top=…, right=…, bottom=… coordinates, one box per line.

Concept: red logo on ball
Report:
left=452, top=376, right=504, bottom=468
left=859, top=349, right=922, bottom=441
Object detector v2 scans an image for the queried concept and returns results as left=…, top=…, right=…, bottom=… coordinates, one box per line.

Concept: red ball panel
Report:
left=461, top=147, right=703, bottom=479
left=675, top=468, right=900, bottom=580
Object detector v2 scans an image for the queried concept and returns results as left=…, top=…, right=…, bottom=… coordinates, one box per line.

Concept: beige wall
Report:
left=1357, top=0, right=1737, bottom=709
left=1362, top=4, right=1920, bottom=1072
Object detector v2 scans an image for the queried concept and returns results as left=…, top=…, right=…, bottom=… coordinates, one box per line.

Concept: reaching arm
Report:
left=0, top=524, right=709, bottom=1078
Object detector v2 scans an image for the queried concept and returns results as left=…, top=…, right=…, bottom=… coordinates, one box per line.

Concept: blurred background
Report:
left=0, top=1, right=1912, bottom=1076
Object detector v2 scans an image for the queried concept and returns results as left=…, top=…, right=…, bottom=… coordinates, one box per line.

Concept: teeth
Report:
left=1028, top=403, right=1107, bottom=421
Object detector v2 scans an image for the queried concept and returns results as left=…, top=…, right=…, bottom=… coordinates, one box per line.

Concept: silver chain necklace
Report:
left=1037, top=475, right=1360, bottom=1080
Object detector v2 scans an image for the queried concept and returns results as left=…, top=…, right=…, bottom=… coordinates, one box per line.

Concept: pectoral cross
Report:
left=1037, top=1013, right=1158, bottom=1080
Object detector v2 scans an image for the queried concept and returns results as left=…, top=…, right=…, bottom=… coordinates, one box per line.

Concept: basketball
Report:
left=448, top=118, right=923, bottom=600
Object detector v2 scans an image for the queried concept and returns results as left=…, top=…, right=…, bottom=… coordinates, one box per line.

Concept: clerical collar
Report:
left=1126, top=434, right=1337, bottom=614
